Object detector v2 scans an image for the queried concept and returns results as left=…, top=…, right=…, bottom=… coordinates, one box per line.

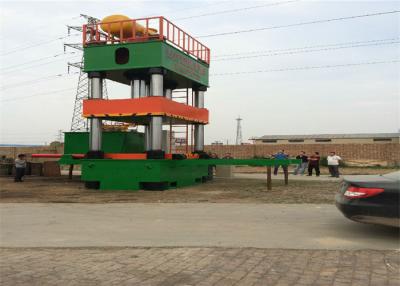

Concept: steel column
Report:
left=194, top=90, right=205, bottom=152
left=165, top=89, right=172, bottom=99
left=131, top=79, right=140, bottom=98
left=149, top=72, right=163, bottom=151
left=145, top=83, right=150, bottom=97
left=140, top=80, right=146, bottom=98
left=138, top=79, right=151, bottom=151
left=89, top=76, right=103, bottom=151
left=150, top=73, right=163, bottom=97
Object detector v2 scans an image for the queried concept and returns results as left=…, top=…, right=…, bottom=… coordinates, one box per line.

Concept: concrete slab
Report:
left=1, top=203, right=398, bottom=249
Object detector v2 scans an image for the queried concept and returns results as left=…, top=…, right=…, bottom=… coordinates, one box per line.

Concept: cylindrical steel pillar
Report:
left=150, top=73, right=163, bottom=96
left=165, top=89, right=172, bottom=99
left=150, top=116, right=163, bottom=150
left=89, top=74, right=103, bottom=151
left=194, top=88, right=206, bottom=152
left=139, top=79, right=146, bottom=98
left=164, top=81, right=176, bottom=100
left=145, top=82, right=150, bottom=97
left=138, top=79, right=151, bottom=151
left=147, top=68, right=164, bottom=158
left=144, top=126, right=151, bottom=151
left=130, top=78, right=140, bottom=98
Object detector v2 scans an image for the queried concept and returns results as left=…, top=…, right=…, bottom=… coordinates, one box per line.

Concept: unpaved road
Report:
left=1, top=203, right=398, bottom=249
left=0, top=177, right=339, bottom=204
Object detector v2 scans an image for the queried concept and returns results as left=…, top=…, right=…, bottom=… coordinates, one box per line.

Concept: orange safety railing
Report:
left=83, top=16, right=210, bottom=64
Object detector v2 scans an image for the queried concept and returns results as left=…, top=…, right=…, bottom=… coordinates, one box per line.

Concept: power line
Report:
left=211, top=59, right=400, bottom=76
left=1, top=87, right=75, bottom=103
left=0, top=33, right=80, bottom=57
left=149, top=1, right=232, bottom=18
left=214, top=37, right=400, bottom=58
left=197, top=10, right=400, bottom=38
left=1, top=55, right=80, bottom=75
left=174, top=0, right=300, bottom=21
left=0, top=73, right=78, bottom=91
left=214, top=41, right=400, bottom=61
left=0, top=15, right=81, bottom=44
left=1, top=52, right=76, bottom=71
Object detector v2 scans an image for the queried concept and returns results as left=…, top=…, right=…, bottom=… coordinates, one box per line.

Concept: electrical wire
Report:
left=0, top=72, right=78, bottom=91
left=174, top=0, right=300, bottom=21
left=211, top=59, right=400, bottom=76
left=1, top=55, right=81, bottom=75
left=1, top=52, right=76, bottom=71
left=0, top=33, right=80, bottom=57
left=0, top=87, right=75, bottom=103
left=214, top=41, right=400, bottom=61
left=213, top=37, right=400, bottom=58
left=197, top=10, right=400, bottom=38
left=146, top=1, right=233, bottom=18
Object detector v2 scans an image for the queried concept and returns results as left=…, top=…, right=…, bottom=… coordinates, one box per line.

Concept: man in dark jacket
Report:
left=307, top=152, right=320, bottom=176
left=293, top=151, right=308, bottom=175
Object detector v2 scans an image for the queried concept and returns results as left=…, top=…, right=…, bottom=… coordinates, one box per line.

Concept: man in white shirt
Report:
left=327, top=151, right=342, bottom=178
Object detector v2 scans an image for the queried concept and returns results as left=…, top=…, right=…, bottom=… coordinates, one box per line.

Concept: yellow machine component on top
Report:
left=100, top=14, right=158, bottom=38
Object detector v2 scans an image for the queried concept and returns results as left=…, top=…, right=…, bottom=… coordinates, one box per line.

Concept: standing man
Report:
left=293, top=151, right=308, bottom=175
left=14, top=154, right=27, bottom=182
left=307, top=152, right=321, bottom=176
left=272, top=150, right=289, bottom=175
left=327, top=151, right=342, bottom=178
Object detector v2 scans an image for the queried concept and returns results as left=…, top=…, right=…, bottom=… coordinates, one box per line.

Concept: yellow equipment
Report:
left=100, top=14, right=158, bottom=38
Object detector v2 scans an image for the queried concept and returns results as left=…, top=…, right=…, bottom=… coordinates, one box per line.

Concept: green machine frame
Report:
left=68, top=16, right=299, bottom=191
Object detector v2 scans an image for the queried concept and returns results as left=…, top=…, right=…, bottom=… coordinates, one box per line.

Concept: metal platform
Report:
left=83, top=96, right=209, bottom=124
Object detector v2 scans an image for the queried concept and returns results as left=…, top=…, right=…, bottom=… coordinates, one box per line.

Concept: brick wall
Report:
left=204, top=143, right=400, bottom=166
left=0, top=145, right=63, bottom=163
left=1, top=143, right=398, bottom=166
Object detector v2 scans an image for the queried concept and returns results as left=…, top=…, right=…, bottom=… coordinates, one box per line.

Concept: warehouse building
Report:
left=251, top=133, right=399, bottom=145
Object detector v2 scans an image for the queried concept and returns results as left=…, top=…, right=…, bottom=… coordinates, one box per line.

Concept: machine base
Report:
left=81, top=159, right=209, bottom=191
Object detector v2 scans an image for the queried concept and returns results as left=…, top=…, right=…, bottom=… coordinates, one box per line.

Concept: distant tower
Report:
left=235, top=116, right=243, bottom=145
left=57, top=129, right=63, bottom=143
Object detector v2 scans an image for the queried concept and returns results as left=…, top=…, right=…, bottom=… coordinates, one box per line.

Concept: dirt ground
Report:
left=0, top=176, right=339, bottom=204
left=234, top=165, right=399, bottom=175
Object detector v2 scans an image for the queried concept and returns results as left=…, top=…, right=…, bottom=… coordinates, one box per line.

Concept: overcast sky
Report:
left=0, top=0, right=399, bottom=145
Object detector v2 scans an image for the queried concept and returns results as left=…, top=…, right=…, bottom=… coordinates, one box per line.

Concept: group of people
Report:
left=13, top=150, right=343, bottom=182
left=293, top=151, right=322, bottom=176
left=272, top=150, right=342, bottom=177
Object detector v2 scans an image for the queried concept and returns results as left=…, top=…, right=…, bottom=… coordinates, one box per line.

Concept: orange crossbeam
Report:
left=83, top=97, right=209, bottom=124
left=104, top=153, right=147, bottom=160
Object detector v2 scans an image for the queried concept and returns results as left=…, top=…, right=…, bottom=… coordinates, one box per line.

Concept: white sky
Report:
left=0, top=0, right=399, bottom=145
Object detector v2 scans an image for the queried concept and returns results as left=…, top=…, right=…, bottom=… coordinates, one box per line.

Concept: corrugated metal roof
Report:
left=252, top=133, right=400, bottom=140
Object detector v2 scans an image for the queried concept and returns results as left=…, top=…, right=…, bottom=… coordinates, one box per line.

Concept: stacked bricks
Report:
left=203, top=143, right=400, bottom=166
left=1, top=142, right=399, bottom=166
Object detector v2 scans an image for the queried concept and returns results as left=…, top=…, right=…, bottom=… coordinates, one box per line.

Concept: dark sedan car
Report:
left=335, top=171, right=400, bottom=227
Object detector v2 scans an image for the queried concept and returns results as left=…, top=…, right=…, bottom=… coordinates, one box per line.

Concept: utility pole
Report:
left=235, top=116, right=243, bottom=145
left=57, top=129, right=63, bottom=143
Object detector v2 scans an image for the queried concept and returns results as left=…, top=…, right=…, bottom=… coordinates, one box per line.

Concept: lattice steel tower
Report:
left=67, top=15, right=108, bottom=131
left=235, top=116, right=243, bottom=145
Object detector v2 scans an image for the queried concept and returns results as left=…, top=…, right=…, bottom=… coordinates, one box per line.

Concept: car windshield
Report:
left=382, top=171, right=400, bottom=181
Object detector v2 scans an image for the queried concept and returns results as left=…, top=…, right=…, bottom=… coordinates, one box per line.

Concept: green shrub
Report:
left=320, top=156, right=328, bottom=167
